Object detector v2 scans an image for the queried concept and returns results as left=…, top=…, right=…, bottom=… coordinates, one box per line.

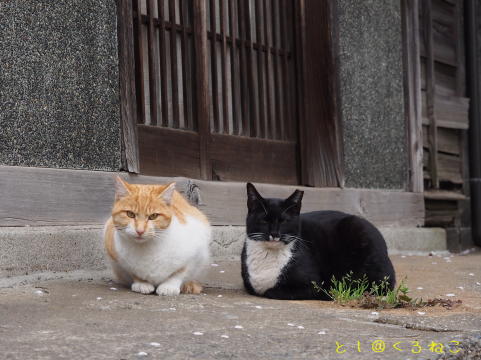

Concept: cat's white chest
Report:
left=245, top=239, right=294, bottom=295
left=114, top=216, right=210, bottom=285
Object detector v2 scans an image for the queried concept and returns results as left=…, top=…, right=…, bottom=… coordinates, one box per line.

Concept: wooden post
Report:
left=423, top=0, right=439, bottom=189
left=299, top=0, right=344, bottom=187
left=401, top=0, right=423, bottom=193
left=193, top=0, right=211, bottom=180
left=117, top=0, right=140, bottom=173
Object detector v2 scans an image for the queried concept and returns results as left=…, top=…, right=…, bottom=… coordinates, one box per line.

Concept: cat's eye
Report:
left=126, top=211, right=135, bottom=218
left=148, top=213, right=159, bottom=220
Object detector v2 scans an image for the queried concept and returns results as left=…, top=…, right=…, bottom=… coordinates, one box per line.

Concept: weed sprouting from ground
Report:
left=312, top=272, right=425, bottom=309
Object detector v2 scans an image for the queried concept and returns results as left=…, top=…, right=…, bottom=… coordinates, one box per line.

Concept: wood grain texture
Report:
left=402, top=0, right=423, bottom=193
left=117, top=0, right=140, bottom=173
left=299, top=0, right=343, bottom=187
left=0, top=166, right=424, bottom=227
left=137, top=125, right=200, bottom=178
left=209, top=134, right=298, bottom=184
left=193, top=0, right=211, bottom=180
left=423, top=0, right=439, bottom=188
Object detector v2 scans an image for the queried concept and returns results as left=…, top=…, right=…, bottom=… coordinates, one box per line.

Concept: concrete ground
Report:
left=1, top=252, right=481, bottom=360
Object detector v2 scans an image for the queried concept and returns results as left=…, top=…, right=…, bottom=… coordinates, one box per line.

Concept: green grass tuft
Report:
left=312, top=272, right=424, bottom=309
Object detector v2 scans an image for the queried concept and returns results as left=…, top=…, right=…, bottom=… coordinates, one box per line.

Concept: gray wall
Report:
left=337, top=0, right=407, bottom=189
left=0, top=0, right=121, bottom=171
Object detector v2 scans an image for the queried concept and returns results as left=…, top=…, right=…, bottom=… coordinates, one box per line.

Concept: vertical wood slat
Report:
left=180, top=0, right=192, bottom=130
left=402, top=0, right=423, bottom=193
left=219, top=0, right=229, bottom=134
left=229, top=0, right=239, bottom=135
left=454, top=0, right=465, bottom=97
left=193, top=0, right=211, bottom=179
left=146, top=0, right=159, bottom=126
left=117, top=0, right=140, bottom=173
left=454, top=0, right=467, bottom=198
left=280, top=0, right=290, bottom=140
left=255, top=0, right=266, bottom=138
left=169, top=0, right=180, bottom=128
left=157, top=0, right=169, bottom=127
left=245, top=0, right=258, bottom=137
left=263, top=0, right=273, bottom=139
left=424, top=0, right=439, bottom=188
left=133, top=0, right=146, bottom=124
left=271, top=0, right=282, bottom=140
left=238, top=0, right=249, bottom=136
left=210, top=0, right=220, bottom=133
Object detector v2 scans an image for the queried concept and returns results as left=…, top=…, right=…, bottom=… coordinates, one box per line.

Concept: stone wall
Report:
left=0, top=0, right=121, bottom=171
left=336, top=0, right=407, bottom=189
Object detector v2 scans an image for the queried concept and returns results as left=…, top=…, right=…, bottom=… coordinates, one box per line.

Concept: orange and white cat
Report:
left=104, top=177, right=211, bottom=296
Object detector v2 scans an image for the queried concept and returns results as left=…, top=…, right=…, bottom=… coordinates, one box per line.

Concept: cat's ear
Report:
left=115, top=176, right=131, bottom=200
left=284, top=189, right=304, bottom=215
left=160, top=182, right=176, bottom=205
left=246, top=183, right=265, bottom=211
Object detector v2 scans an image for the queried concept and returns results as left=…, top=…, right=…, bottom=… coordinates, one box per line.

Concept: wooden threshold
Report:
left=0, top=165, right=424, bottom=227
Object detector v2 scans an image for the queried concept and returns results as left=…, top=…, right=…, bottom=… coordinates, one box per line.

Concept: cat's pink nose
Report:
left=136, top=229, right=145, bottom=236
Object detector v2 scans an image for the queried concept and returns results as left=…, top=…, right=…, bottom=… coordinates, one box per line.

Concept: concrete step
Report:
left=0, top=225, right=447, bottom=280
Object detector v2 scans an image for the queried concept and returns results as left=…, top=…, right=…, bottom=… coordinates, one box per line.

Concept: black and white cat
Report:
left=241, top=183, right=396, bottom=300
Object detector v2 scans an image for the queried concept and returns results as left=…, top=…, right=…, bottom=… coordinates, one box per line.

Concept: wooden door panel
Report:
left=138, top=126, right=200, bottom=178
left=209, top=134, right=298, bottom=184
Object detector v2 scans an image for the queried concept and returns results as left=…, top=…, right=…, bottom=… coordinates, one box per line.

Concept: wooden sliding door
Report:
left=128, top=0, right=301, bottom=184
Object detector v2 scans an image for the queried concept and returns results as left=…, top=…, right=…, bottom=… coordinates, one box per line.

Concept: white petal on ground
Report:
left=234, top=325, right=243, bottom=329
left=137, top=352, right=148, bottom=357
left=287, top=323, right=295, bottom=327
left=255, top=305, right=262, bottom=309
left=446, top=293, right=456, bottom=297
left=169, top=308, right=176, bottom=311
left=457, top=286, right=464, bottom=290
left=34, top=290, right=44, bottom=295
left=476, top=282, right=481, bottom=286
left=221, top=335, right=229, bottom=339
left=318, top=331, right=327, bottom=335
left=110, top=287, right=118, bottom=291
left=469, top=273, right=475, bottom=276
left=217, top=295, right=223, bottom=298
left=297, top=326, right=305, bottom=329
left=96, top=297, right=103, bottom=300
left=401, top=255, right=406, bottom=258
left=371, top=312, right=379, bottom=315
left=211, top=263, right=219, bottom=267
left=149, top=342, right=161, bottom=347
left=416, top=287, right=423, bottom=290
left=193, top=332, right=204, bottom=336
left=417, top=311, right=426, bottom=315
left=219, top=270, right=225, bottom=273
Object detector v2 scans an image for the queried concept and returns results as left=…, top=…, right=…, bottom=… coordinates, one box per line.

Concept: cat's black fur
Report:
left=241, top=183, right=396, bottom=300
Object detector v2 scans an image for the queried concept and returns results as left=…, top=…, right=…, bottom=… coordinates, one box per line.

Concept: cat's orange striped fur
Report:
left=104, top=177, right=211, bottom=295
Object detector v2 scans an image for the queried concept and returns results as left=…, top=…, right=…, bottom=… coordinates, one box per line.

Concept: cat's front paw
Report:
left=156, top=284, right=181, bottom=296
left=131, top=281, right=155, bottom=294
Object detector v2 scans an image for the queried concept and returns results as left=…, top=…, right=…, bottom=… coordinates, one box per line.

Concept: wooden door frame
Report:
left=117, top=0, right=345, bottom=188
left=117, top=0, right=140, bottom=173
left=298, top=0, right=344, bottom=188
left=401, top=0, right=424, bottom=193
